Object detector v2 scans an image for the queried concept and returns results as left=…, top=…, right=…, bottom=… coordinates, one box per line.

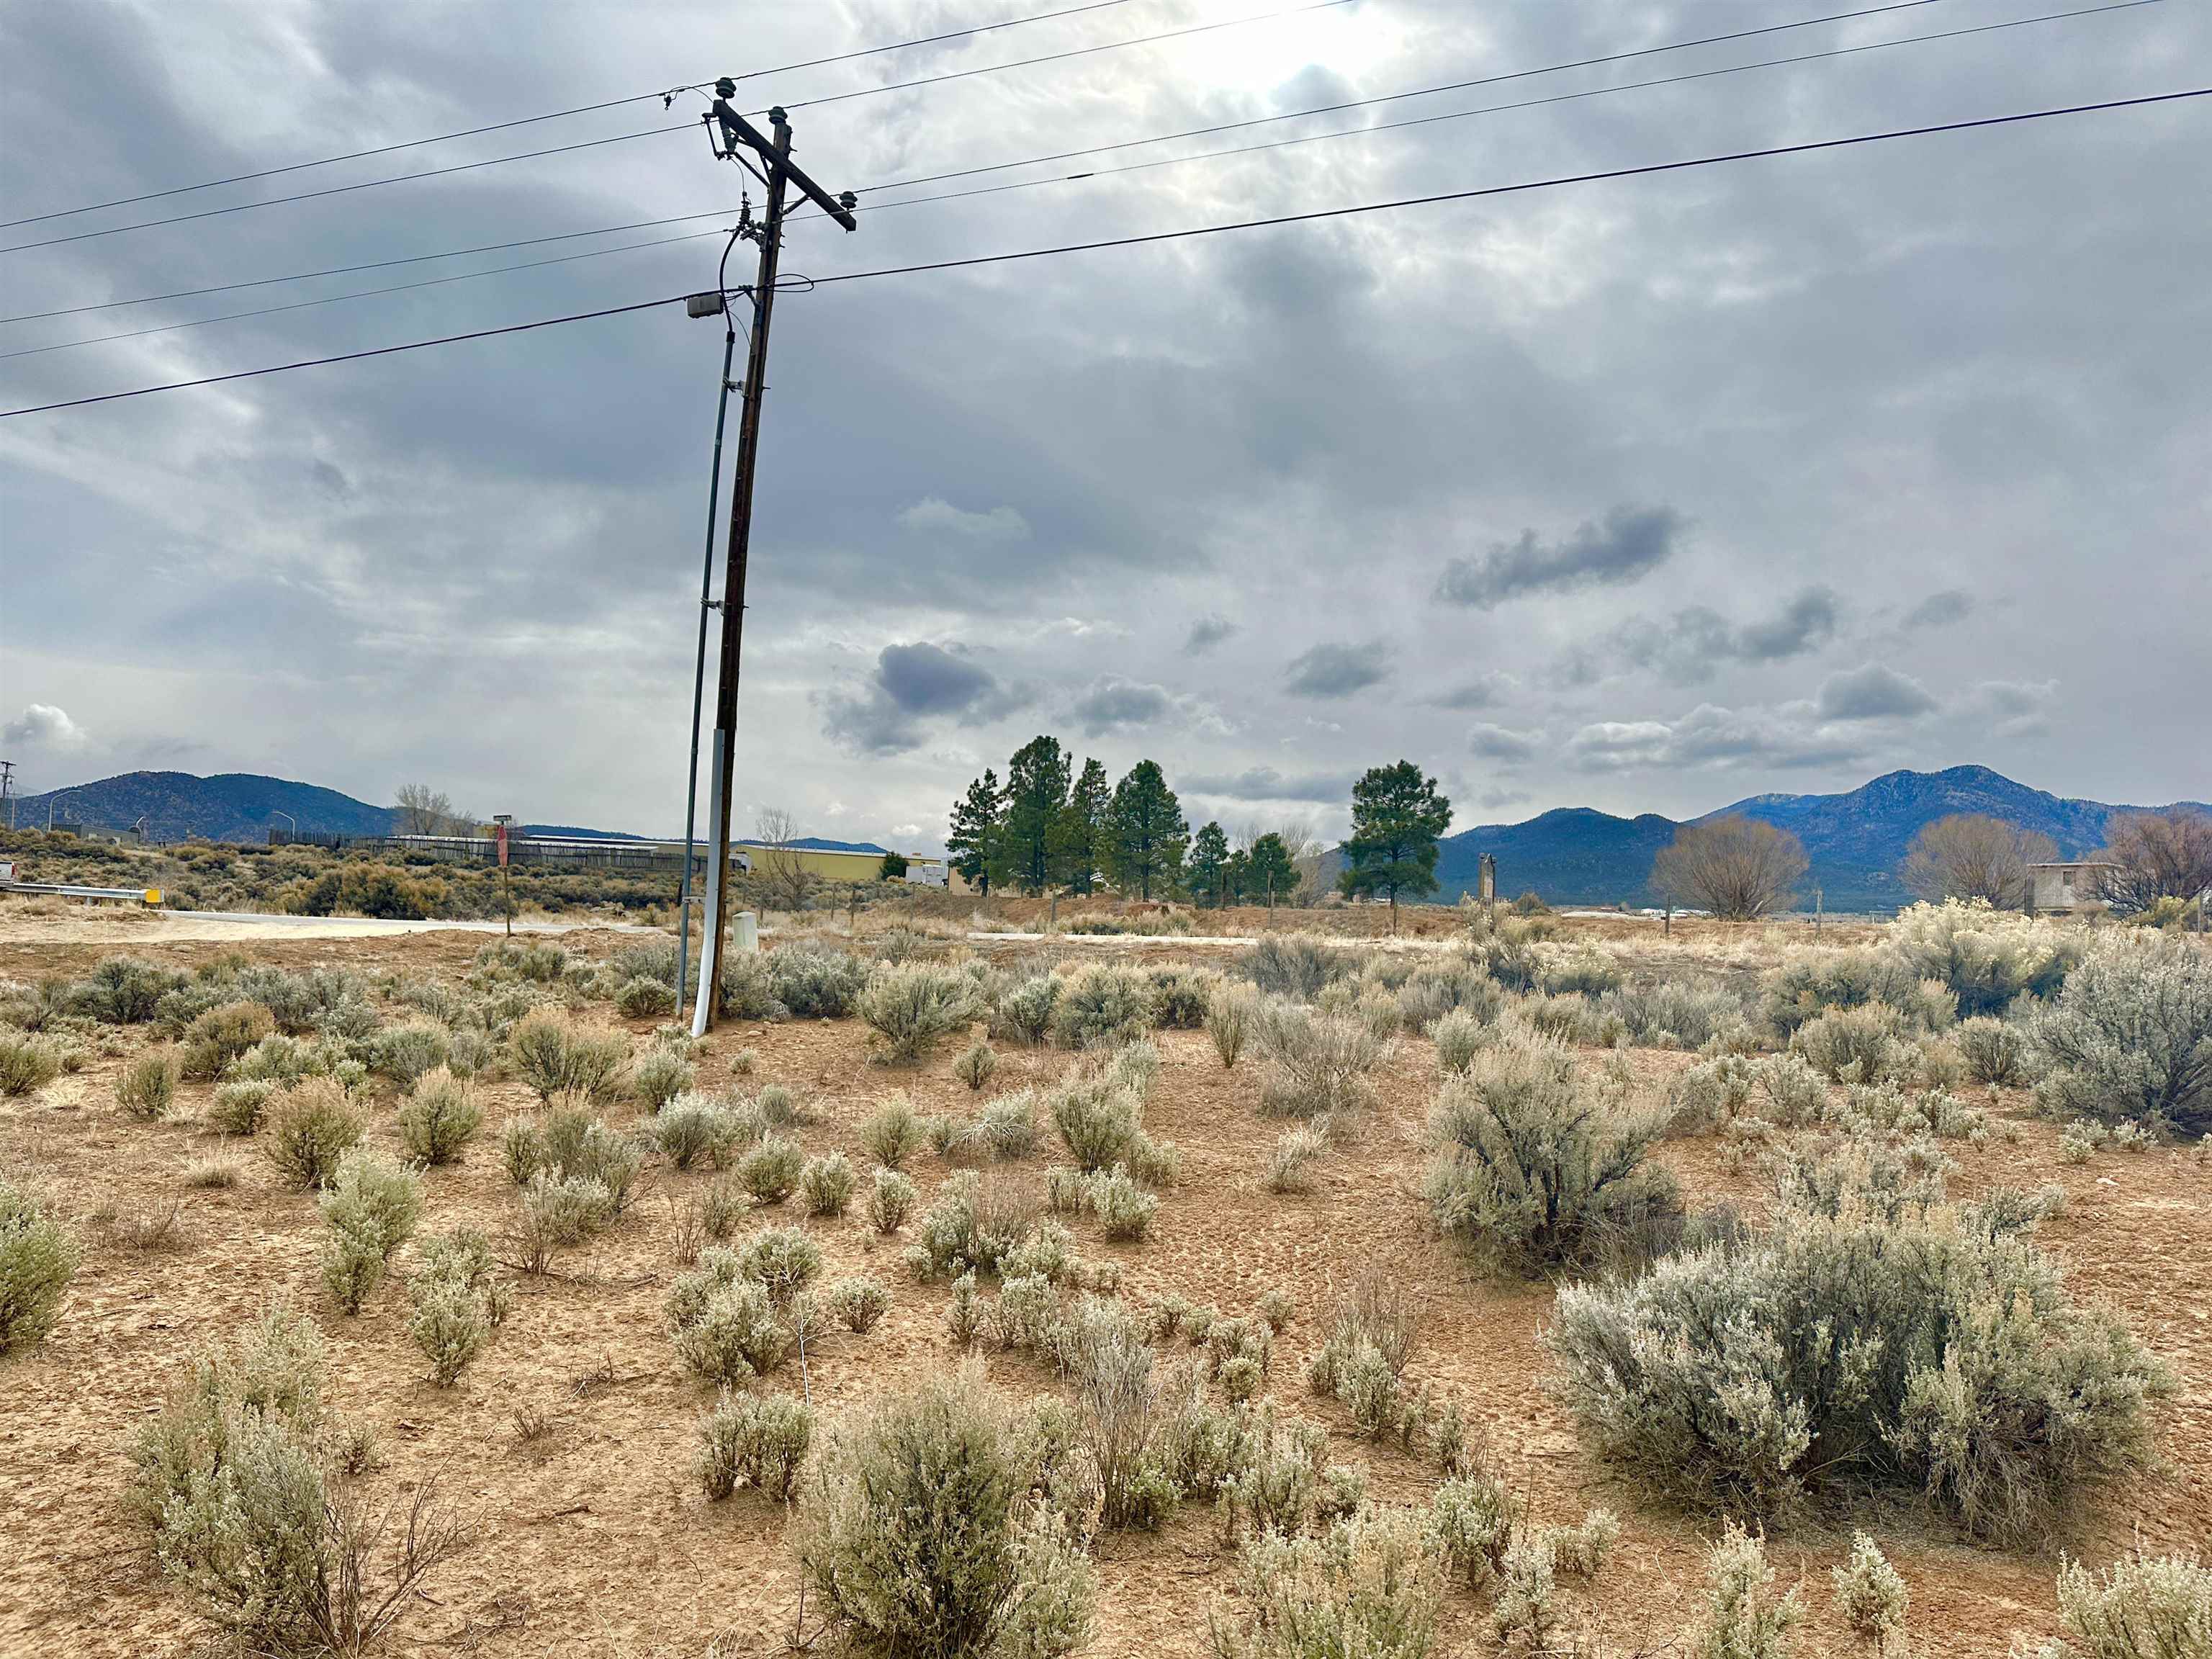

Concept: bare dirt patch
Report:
left=1, top=920, right=2203, bottom=1657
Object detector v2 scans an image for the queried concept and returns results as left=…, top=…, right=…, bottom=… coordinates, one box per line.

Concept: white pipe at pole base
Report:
left=691, top=736, right=728, bottom=1038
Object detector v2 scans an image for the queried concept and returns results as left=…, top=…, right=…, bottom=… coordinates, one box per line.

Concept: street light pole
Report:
left=271, top=809, right=297, bottom=843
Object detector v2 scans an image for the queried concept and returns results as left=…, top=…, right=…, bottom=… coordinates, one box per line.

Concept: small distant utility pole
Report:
left=0, top=760, right=14, bottom=830
left=688, top=89, right=857, bottom=1035
left=493, top=814, right=515, bottom=938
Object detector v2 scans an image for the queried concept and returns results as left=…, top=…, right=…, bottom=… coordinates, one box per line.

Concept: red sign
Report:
left=495, top=823, right=510, bottom=868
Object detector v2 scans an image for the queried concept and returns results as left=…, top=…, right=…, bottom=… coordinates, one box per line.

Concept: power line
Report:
left=760, top=0, right=1356, bottom=116
left=5, top=86, right=2203, bottom=421
left=809, top=86, right=2211, bottom=287
left=0, top=0, right=1143, bottom=230
left=0, top=0, right=2002, bottom=324
left=0, top=228, right=731, bottom=361
left=0, top=0, right=1349, bottom=255
left=5, top=0, right=2146, bottom=353
left=0, top=209, right=742, bottom=324
left=859, top=0, right=1954, bottom=194
left=850, top=0, right=2164, bottom=218
left=0, top=295, right=690, bottom=418
left=0, top=122, right=696, bottom=256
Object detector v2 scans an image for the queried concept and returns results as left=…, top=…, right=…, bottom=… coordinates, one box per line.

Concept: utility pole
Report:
left=688, top=88, right=857, bottom=1035
left=0, top=760, right=14, bottom=830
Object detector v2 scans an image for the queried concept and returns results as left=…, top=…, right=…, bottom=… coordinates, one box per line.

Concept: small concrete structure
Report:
left=2030, top=860, right=2120, bottom=915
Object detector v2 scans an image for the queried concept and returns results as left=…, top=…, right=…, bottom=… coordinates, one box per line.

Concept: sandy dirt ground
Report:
left=0, top=922, right=2203, bottom=1658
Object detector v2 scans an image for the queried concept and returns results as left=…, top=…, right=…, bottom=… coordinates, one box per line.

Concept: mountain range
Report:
left=1434, top=765, right=2208, bottom=912
left=10, top=765, right=2203, bottom=914
left=2, top=770, right=889, bottom=858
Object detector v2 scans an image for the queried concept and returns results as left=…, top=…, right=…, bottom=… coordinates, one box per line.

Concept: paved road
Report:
left=146, top=911, right=658, bottom=940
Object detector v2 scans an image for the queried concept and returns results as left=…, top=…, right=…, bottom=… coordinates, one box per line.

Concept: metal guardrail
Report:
left=1, top=878, right=161, bottom=904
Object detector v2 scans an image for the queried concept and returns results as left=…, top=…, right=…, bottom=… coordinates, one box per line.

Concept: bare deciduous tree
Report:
left=752, top=806, right=814, bottom=913
left=1900, top=813, right=2056, bottom=909
left=393, top=783, right=453, bottom=837
left=1264, top=817, right=1327, bottom=906
left=1650, top=817, right=1809, bottom=920
left=2098, top=810, right=2212, bottom=916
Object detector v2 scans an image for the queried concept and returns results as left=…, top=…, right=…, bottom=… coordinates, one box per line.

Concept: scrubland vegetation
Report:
left=1, top=896, right=2207, bottom=1656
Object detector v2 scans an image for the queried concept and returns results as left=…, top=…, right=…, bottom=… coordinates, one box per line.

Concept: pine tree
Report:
left=1105, top=760, right=1189, bottom=902
left=1053, top=757, right=1111, bottom=894
left=990, top=736, right=1071, bottom=896
left=1338, top=761, right=1452, bottom=932
left=946, top=770, right=1003, bottom=898
left=1245, top=832, right=1295, bottom=910
left=1189, top=822, right=1231, bottom=907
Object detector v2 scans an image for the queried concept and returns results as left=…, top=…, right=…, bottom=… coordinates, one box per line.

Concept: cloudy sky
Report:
left=2, top=0, right=2206, bottom=849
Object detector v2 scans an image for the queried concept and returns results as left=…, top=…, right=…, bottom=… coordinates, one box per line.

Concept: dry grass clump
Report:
left=508, top=1008, right=629, bottom=1104
left=2028, top=1547, right=2211, bottom=1659
left=1236, top=934, right=1364, bottom=1002
left=737, top=1135, right=805, bottom=1206
left=768, top=943, right=868, bottom=1019
left=868, top=1167, right=917, bottom=1235
left=1, top=1176, right=77, bottom=1356
left=0, top=1030, right=62, bottom=1097
left=1545, top=1154, right=2172, bottom=1543
left=697, top=1390, right=812, bottom=1502
left=1263, top=1125, right=1327, bottom=1195
left=318, top=1150, right=423, bottom=1314
left=909, top=1171, right=1040, bottom=1280
left=2033, top=929, right=2212, bottom=1133
left=1147, top=965, right=1223, bottom=1030
left=1254, top=1001, right=1385, bottom=1121
left=796, top=1364, right=1095, bottom=1658
left=264, top=1079, right=367, bottom=1189
left=827, top=1275, right=891, bottom=1334
left=666, top=1247, right=797, bottom=1383
left=1424, top=1034, right=1679, bottom=1276
left=176, top=999, right=276, bottom=1082
left=801, top=1151, right=856, bottom=1217
left=1207, top=982, right=1259, bottom=1069
left=502, top=1106, right=642, bottom=1213
left=1955, top=1015, right=2036, bottom=1087
left=76, top=955, right=184, bottom=1025
left=1830, top=1530, right=1909, bottom=1645
left=128, top=1304, right=470, bottom=1651
left=116, top=1048, right=181, bottom=1120
left=1207, top=1505, right=1443, bottom=1659
left=630, top=1040, right=695, bottom=1110
left=859, top=961, right=978, bottom=1066
left=407, top=1228, right=510, bottom=1386
left=955, top=1037, right=1000, bottom=1092
left=1305, top=1267, right=1438, bottom=1444
left=368, top=1020, right=449, bottom=1092
left=860, top=1095, right=925, bottom=1168
left=1692, top=1524, right=1802, bottom=1659
left=990, top=972, right=1061, bottom=1048
left=1051, top=963, right=1155, bottom=1050
left=395, top=1066, right=481, bottom=1164
left=210, top=1078, right=276, bottom=1136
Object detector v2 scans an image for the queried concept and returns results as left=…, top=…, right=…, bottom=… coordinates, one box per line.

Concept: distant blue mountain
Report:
left=12, top=771, right=399, bottom=842
left=737, top=836, right=892, bottom=856
left=1438, top=765, right=2208, bottom=912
